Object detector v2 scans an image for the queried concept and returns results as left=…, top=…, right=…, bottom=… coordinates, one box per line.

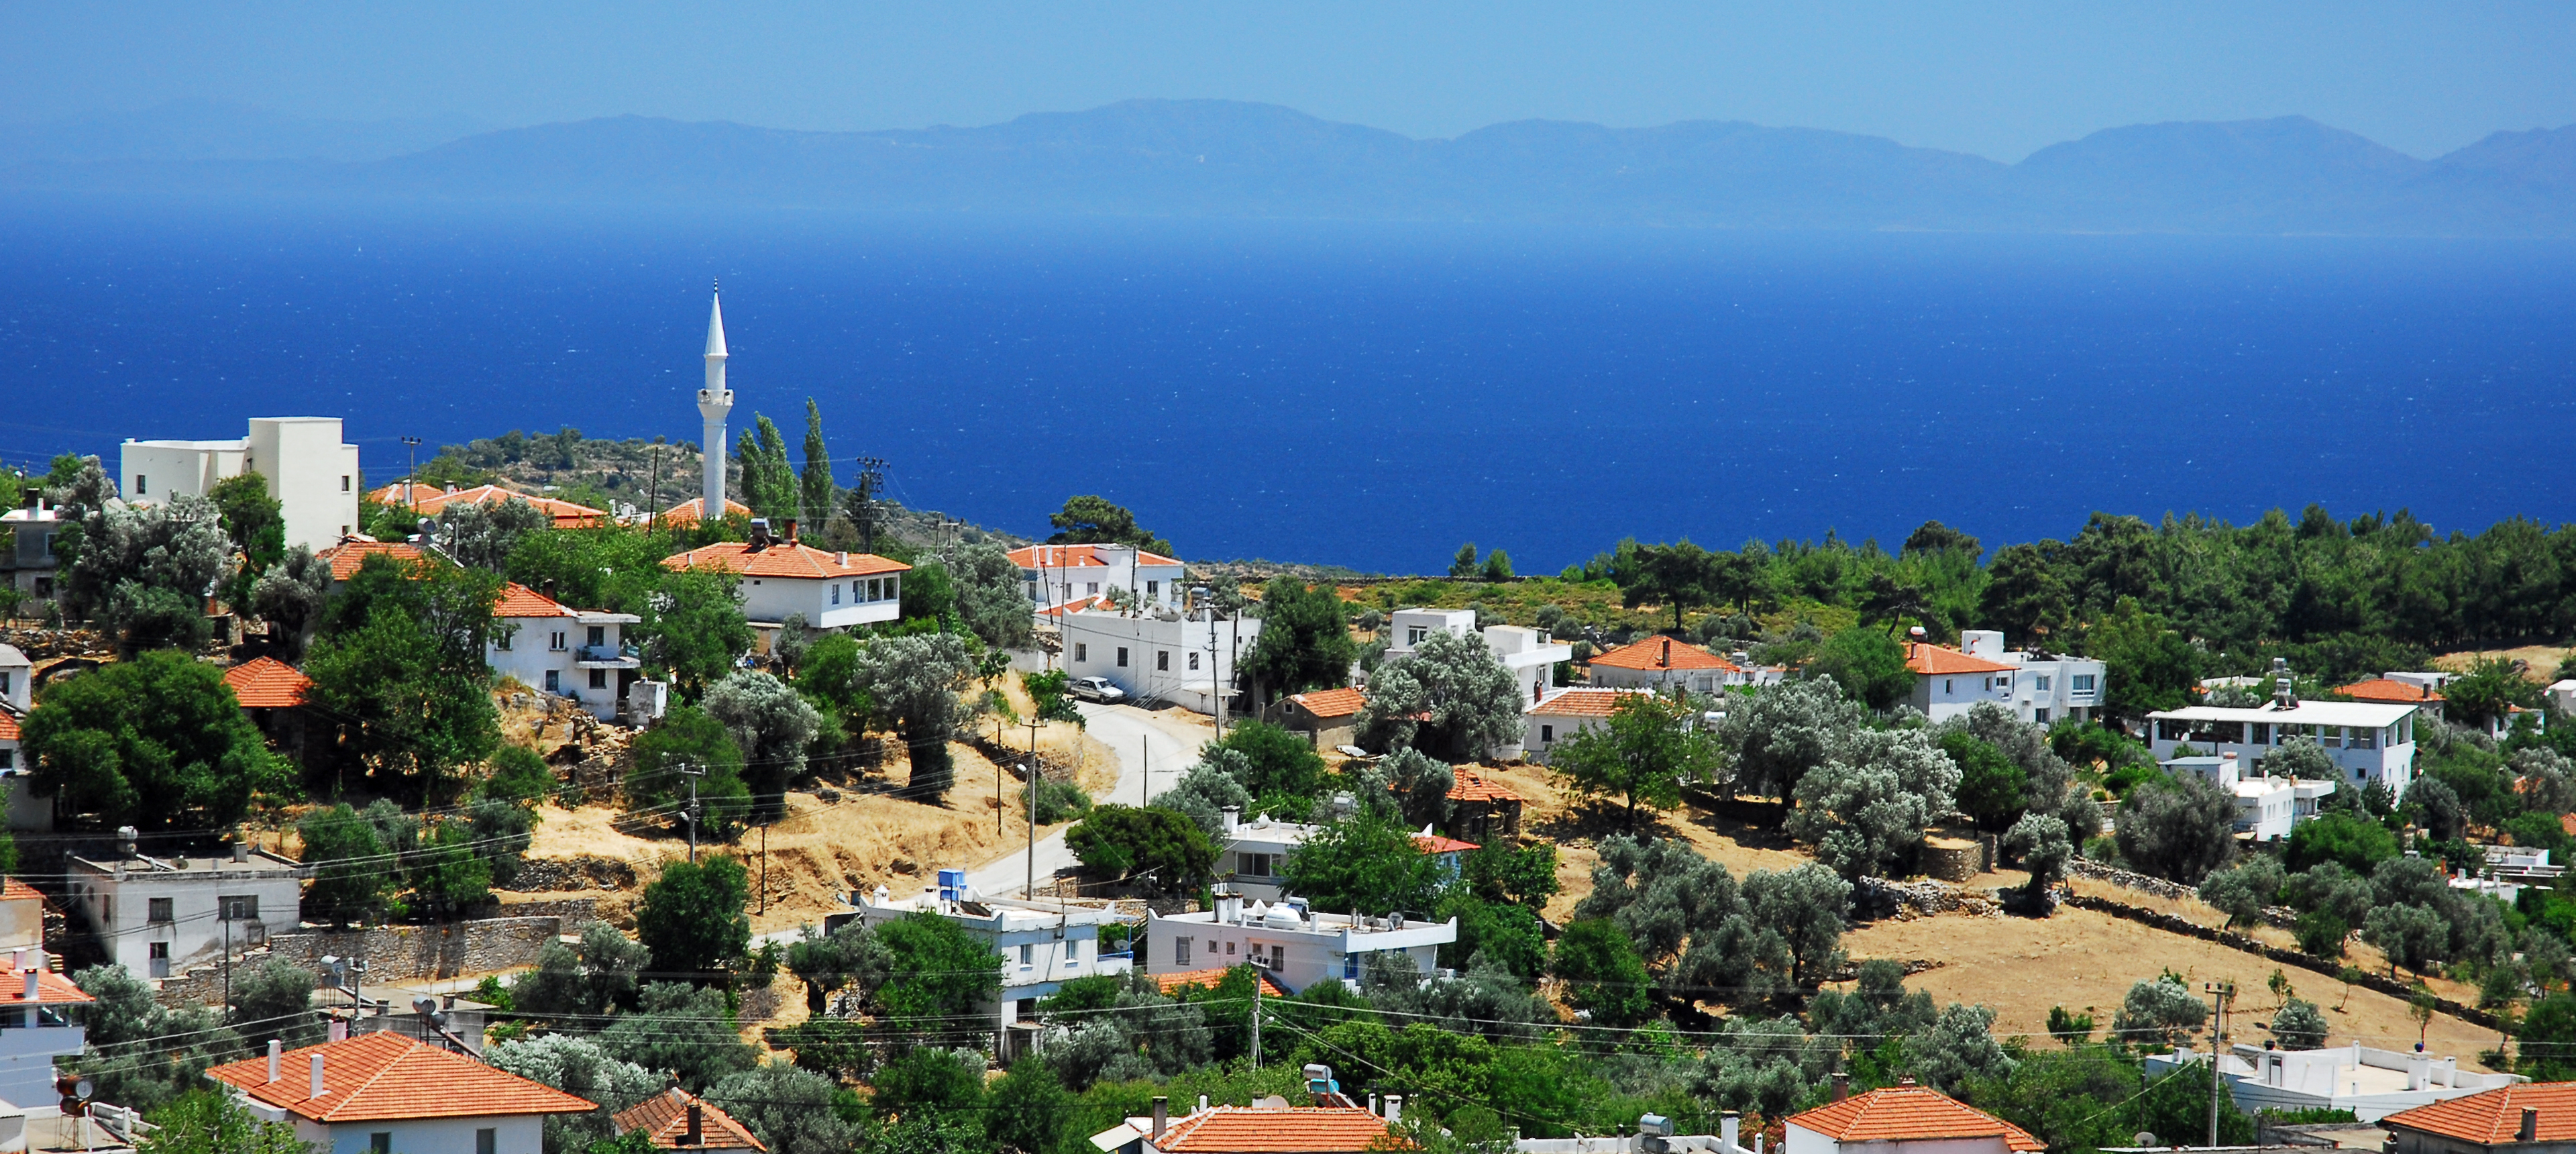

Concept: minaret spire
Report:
left=695, top=280, right=735, bottom=521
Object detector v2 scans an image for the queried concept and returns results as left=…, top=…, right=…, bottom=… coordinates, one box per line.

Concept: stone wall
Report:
left=500, top=857, right=639, bottom=893
left=156, top=916, right=574, bottom=1007
left=2068, top=858, right=2300, bottom=927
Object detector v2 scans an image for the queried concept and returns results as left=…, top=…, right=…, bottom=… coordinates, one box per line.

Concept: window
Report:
left=1540, top=725, right=1555, bottom=743
left=370, top=1133, right=392, bottom=1154
left=1945, top=679, right=1953, bottom=693
left=883, top=576, right=896, bottom=600
left=1075, top=643, right=1088, bottom=662
left=495, top=631, right=511, bottom=651
left=868, top=578, right=882, bottom=601
left=133, top=475, right=147, bottom=494
left=341, top=476, right=352, bottom=492
left=2037, top=676, right=2052, bottom=691
left=2249, top=723, right=2271, bottom=745
left=1344, top=953, right=1360, bottom=980
left=1226, top=940, right=1236, bottom=955
left=832, top=584, right=841, bottom=605
left=1087, top=582, right=1100, bottom=595
left=1175, top=937, right=1191, bottom=966
left=477, top=1129, right=497, bottom=1154
left=1407, top=627, right=1428, bottom=645
left=544, top=670, right=561, bottom=692
left=1189, top=652, right=1200, bottom=671
left=148, top=941, right=169, bottom=978
left=219, top=896, right=258, bottom=921
left=587, top=626, right=605, bottom=647
left=550, top=631, right=568, bottom=651
left=0, top=751, right=11, bottom=770
left=588, top=669, right=607, bottom=690
left=0, top=672, right=9, bottom=696
left=1018, top=943, right=1032, bottom=968
left=148, top=898, right=174, bottom=924
left=2034, top=708, right=2050, bottom=723
left=1157, top=651, right=1169, bottom=672
left=1146, top=580, right=1159, bottom=598
left=1116, top=647, right=1129, bottom=668
left=2072, top=674, right=2097, bottom=694
left=1069, top=939, right=1085, bottom=965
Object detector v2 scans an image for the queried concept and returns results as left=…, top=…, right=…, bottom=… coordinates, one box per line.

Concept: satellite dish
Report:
left=74, top=1079, right=93, bottom=1100
left=2133, top=1133, right=2158, bottom=1147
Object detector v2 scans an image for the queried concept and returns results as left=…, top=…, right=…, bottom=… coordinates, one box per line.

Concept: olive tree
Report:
left=2115, top=773, right=2238, bottom=884
left=703, top=670, right=822, bottom=821
left=843, top=631, right=978, bottom=798
left=2112, top=974, right=2210, bottom=1047
left=1356, top=629, right=1526, bottom=762
left=1722, top=676, right=1865, bottom=803
left=1786, top=728, right=1960, bottom=880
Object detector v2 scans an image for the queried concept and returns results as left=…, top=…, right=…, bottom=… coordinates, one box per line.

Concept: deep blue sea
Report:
left=3, top=195, right=2573, bottom=574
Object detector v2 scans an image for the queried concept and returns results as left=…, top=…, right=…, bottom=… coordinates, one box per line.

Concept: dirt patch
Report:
left=1839, top=905, right=2508, bottom=1071
left=2433, top=645, right=2569, bottom=682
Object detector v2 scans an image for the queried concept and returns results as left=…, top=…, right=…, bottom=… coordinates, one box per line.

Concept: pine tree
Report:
left=799, top=398, right=835, bottom=524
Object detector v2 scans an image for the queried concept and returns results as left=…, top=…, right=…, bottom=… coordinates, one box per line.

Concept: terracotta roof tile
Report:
left=0, top=970, right=95, bottom=1007
left=0, top=709, right=17, bottom=742
left=207, top=1033, right=596, bottom=1124
left=655, top=497, right=756, bottom=527
left=2384, top=1082, right=2576, bottom=1144
left=1588, top=636, right=1741, bottom=672
left=1786, top=1085, right=2043, bottom=1151
left=1155, top=1106, right=1406, bottom=1153
left=317, top=541, right=427, bottom=581
left=1528, top=688, right=1650, bottom=717
left=661, top=541, right=910, bottom=580
left=1904, top=643, right=2019, bottom=676
left=2336, top=678, right=2445, bottom=704
left=1446, top=768, right=1522, bottom=804
left=222, top=658, right=313, bottom=709
left=1038, top=594, right=1115, bottom=618
left=493, top=582, right=576, bottom=619
left=1152, top=967, right=1288, bottom=998
left=0, top=878, right=40, bottom=902
left=1287, top=688, right=1367, bottom=720
left=612, top=1086, right=767, bottom=1151
left=1008, top=543, right=1183, bottom=569
left=376, top=484, right=607, bottom=528
left=1413, top=833, right=1480, bottom=855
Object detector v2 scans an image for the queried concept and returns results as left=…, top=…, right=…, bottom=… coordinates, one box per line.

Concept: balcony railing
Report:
left=578, top=644, right=639, bottom=663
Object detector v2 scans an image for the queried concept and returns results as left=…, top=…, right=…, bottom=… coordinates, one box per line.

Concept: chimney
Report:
left=21, top=967, right=36, bottom=1002
left=1221, top=806, right=1240, bottom=837
left=2522, top=1108, right=2539, bottom=1143
left=267, top=1039, right=282, bottom=1083
left=839, top=551, right=849, bottom=566
left=685, top=1102, right=703, bottom=1146
left=1831, top=1072, right=1849, bottom=1102
left=1659, top=638, right=1670, bottom=668
left=781, top=518, right=797, bottom=542
left=329, top=1017, right=348, bottom=1042
left=1723, top=1111, right=1741, bottom=1153
left=309, top=1053, right=326, bottom=1099
left=1385, top=1094, right=1402, bottom=1123
left=1199, top=1094, right=1208, bottom=1112
left=1152, top=1096, right=1169, bottom=1140
left=233, top=840, right=249, bottom=863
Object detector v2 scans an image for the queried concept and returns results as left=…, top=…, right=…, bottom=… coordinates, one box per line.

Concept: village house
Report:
left=208, top=1031, right=596, bottom=1154
left=69, top=839, right=307, bottom=981
left=663, top=521, right=909, bottom=632
left=614, top=1085, right=768, bottom=1153
left=1784, top=1081, right=2045, bottom=1154
left=1444, top=768, right=1525, bottom=844
left=2147, top=1041, right=2524, bottom=1125
left=1060, top=605, right=1260, bottom=717
left=1215, top=806, right=1484, bottom=902
left=1525, top=686, right=1652, bottom=760
left=1585, top=635, right=1751, bottom=694
left=2381, top=1080, right=2575, bottom=1154
left=2345, top=672, right=2538, bottom=739
left=1381, top=610, right=1571, bottom=717
left=651, top=495, right=755, bottom=528
left=121, top=417, right=362, bottom=552
left=849, top=871, right=1132, bottom=1030
left=486, top=582, right=645, bottom=721
left=224, top=656, right=315, bottom=763
left=2147, top=692, right=2422, bottom=796
left=2159, top=753, right=2333, bottom=840
left=1270, top=686, right=1366, bottom=749
left=1902, top=639, right=2019, bottom=721
left=0, top=908, right=95, bottom=1115
left=1090, top=1069, right=1407, bottom=1154
left=0, top=496, right=60, bottom=609
left=1146, top=890, right=1456, bottom=994
left=1900, top=630, right=2106, bottom=725
left=317, top=539, right=427, bottom=584
left=1010, top=543, right=1185, bottom=613
left=370, top=482, right=610, bottom=529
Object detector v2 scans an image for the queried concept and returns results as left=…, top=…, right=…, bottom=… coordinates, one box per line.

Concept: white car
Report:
left=1069, top=676, right=1126, bottom=703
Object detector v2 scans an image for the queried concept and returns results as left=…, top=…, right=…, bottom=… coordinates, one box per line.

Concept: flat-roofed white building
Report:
left=1060, top=607, right=1260, bottom=717
left=850, top=871, right=1132, bottom=1026
left=69, top=843, right=308, bottom=982
left=2147, top=698, right=2421, bottom=795
left=2148, top=1041, right=2520, bottom=1123
left=2160, top=753, right=2331, bottom=841
left=1146, top=891, right=1454, bottom=995
left=1955, top=630, right=2106, bottom=725
left=1010, top=543, right=1185, bottom=613
left=486, top=584, right=644, bottom=721
left=121, top=417, right=362, bottom=552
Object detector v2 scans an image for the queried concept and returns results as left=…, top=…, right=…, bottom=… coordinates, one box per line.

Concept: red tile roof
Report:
left=1288, top=687, right=1367, bottom=720
left=317, top=541, right=427, bottom=581
left=1008, top=543, right=1182, bottom=569
left=222, top=658, right=312, bottom=709
left=1788, top=1085, right=2043, bottom=1151
left=662, top=541, right=910, bottom=580
left=2336, top=677, right=2445, bottom=704
left=1528, top=688, right=1650, bottom=717
left=1038, top=594, right=1114, bottom=618
left=2384, top=1082, right=2576, bottom=1144
left=1153, top=967, right=1289, bottom=998
left=1446, top=768, right=1523, bottom=804
left=1904, top=643, right=2019, bottom=676
left=1154, top=1106, right=1406, bottom=1153
left=655, top=496, right=756, bottom=527
left=1588, top=636, right=1740, bottom=672
left=0, top=709, right=17, bottom=742
left=612, top=1086, right=767, bottom=1151
left=493, top=582, right=576, bottom=619
left=0, top=878, right=40, bottom=902
left=1, top=969, right=95, bottom=1006
left=1413, top=833, right=1480, bottom=855
left=374, top=483, right=607, bottom=528
left=207, top=1033, right=596, bottom=1124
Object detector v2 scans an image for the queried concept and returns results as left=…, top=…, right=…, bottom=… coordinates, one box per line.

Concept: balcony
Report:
left=576, top=643, right=641, bottom=668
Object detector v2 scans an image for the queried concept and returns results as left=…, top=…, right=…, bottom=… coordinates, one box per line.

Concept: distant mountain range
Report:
left=5, top=99, right=2573, bottom=235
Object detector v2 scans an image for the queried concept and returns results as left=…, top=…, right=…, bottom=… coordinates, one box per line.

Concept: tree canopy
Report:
left=22, top=649, right=287, bottom=829
left=1046, top=495, right=1172, bottom=554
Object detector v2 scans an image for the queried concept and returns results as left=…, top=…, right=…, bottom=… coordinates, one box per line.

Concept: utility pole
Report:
left=400, top=436, right=423, bottom=509
left=759, top=816, right=769, bottom=914
left=2205, top=980, right=2237, bottom=1149
left=680, top=763, right=706, bottom=863
left=850, top=456, right=885, bottom=555
left=648, top=443, right=663, bottom=531
left=1197, top=586, right=1223, bottom=737
left=1140, top=733, right=1148, bottom=807
left=1251, top=968, right=1262, bottom=1071
left=1026, top=715, right=1042, bottom=898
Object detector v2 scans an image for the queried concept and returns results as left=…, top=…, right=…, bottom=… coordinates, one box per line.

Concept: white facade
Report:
left=698, top=289, right=733, bottom=521
left=2147, top=699, right=2420, bottom=796
left=0, top=501, right=61, bottom=608
left=486, top=586, right=642, bottom=721
left=1380, top=611, right=1571, bottom=756
left=69, top=848, right=307, bottom=981
left=853, top=874, right=1133, bottom=1026
left=662, top=539, right=908, bottom=631
left=0, top=952, right=93, bottom=1114
left=266, top=1112, right=545, bottom=1154
left=1061, top=609, right=1260, bottom=717
left=2159, top=753, right=2330, bottom=841
left=2147, top=1043, right=2519, bottom=1123
left=1218, top=810, right=1318, bottom=902
left=122, top=417, right=363, bottom=552
left=1957, top=631, right=2106, bottom=725
left=1147, top=893, right=1455, bottom=996
left=1012, top=544, right=1185, bottom=613
left=1524, top=688, right=1651, bottom=759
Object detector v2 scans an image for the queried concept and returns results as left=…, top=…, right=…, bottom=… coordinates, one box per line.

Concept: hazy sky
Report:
left=9, top=3, right=2574, bottom=161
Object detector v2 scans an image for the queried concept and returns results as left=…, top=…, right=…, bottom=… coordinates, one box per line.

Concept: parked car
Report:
left=1069, top=676, right=1126, bottom=703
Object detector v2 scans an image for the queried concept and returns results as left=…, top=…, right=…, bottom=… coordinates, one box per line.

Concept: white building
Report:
left=1010, top=543, right=1185, bottom=613
left=1379, top=610, right=1572, bottom=753
left=0, top=643, right=24, bottom=780
left=1784, top=1082, right=2044, bottom=1154
left=1525, top=687, right=1652, bottom=760
left=663, top=528, right=909, bottom=631
left=1060, top=607, right=1260, bottom=717
left=209, top=1031, right=596, bottom=1154
left=121, top=417, right=362, bottom=552
left=1954, top=631, right=2105, bottom=725
left=1585, top=636, right=1755, bottom=694
left=69, top=842, right=308, bottom=981
left=2147, top=697, right=2421, bottom=796
left=487, top=584, right=643, bottom=721
left=1212, top=807, right=1474, bottom=903
left=0, top=499, right=61, bottom=609
left=851, top=872, right=1133, bottom=1027
left=0, top=882, right=93, bottom=1115
left=2147, top=1042, right=2520, bottom=1123
left=2159, top=753, right=2331, bottom=841
left=1146, top=891, right=1455, bottom=996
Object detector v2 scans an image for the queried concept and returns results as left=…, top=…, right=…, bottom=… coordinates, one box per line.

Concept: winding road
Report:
left=965, top=702, right=1210, bottom=898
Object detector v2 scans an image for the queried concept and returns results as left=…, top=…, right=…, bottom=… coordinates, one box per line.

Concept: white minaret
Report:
left=696, top=283, right=733, bottom=518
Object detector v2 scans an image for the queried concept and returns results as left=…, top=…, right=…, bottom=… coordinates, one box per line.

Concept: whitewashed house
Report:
left=1525, top=687, right=1652, bottom=760
left=2159, top=753, right=2330, bottom=841
left=1953, top=630, right=2106, bottom=725
left=69, top=841, right=307, bottom=981
left=1146, top=891, right=1455, bottom=996
left=1903, top=637, right=2022, bottom=723
left=1585, top=635, right=1754, bottom=694
left=486, top=583, right=643, bottom=721
left=663, top=524, right=909, bottom=631
left=1011, top=543, right=1185, bottom=613
left=0, top=888, right=93, bottom=1115
left=0, top=499, right=61, bottom=609
left=851, top=871, right=1132, bottom=1027
left=121, top=417, right=362, bottom=552
left=2147, top=1041, right=2519, bottom=1123
left=208, top=1031, right=595, bottom=1154
left=1784, top=1083, right=2045, bottom=1154
left=1060, top=607, right=1260, bottom=717
left=2147, top=695, right=2421, bottom=796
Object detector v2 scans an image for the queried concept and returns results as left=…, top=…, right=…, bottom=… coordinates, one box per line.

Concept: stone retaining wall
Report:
left=501, top=857, right=640, bottom=892
left=2068, top=858, right=2300, bottom=928
left=156, top=916, right=570, bottom=1007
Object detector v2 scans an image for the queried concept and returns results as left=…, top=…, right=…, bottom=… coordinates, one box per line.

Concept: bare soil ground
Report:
left=2434, top=644, right=2570, bottom=682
